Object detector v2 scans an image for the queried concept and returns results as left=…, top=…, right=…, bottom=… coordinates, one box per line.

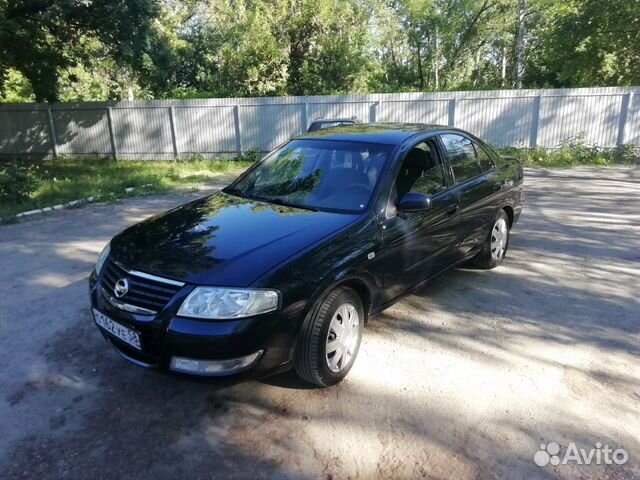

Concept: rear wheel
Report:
left=473, top=210, right=510, bottom=269
left=294, top=287, right=363, bottom=387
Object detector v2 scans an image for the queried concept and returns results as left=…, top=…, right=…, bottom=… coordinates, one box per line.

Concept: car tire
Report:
left=294, top=286, right=364, bottom=387
left=472, top=209, right=510, bottom=269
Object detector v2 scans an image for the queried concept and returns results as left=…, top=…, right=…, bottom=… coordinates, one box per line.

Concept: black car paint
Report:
left=89, top=124, right=524, bottom=376
left=108, top=193, right=361, bottom=286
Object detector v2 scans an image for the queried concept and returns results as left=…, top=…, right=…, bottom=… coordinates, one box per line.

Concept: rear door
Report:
left=438, top=133, right=501, bottom=257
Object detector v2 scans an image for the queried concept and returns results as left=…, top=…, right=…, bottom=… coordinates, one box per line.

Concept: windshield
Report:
left=226, top=139, right=393, bottom=213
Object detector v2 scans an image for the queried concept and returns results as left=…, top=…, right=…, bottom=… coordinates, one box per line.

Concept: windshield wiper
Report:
left=224, top=186, right=248, bottom=198
left=243, top=193, right=318, bottom=212
left=229, top=188, right=318, bottom=212
left=269, top=197, right=318, bottom=212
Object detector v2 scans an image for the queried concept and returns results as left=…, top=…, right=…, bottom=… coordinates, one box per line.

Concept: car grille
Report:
left=100, top=259, right=184, bottom=314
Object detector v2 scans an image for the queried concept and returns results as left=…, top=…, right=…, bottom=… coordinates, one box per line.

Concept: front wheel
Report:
left=473, top=210, right=510, bottom=269
left=294, top=287, right=363, bottom=387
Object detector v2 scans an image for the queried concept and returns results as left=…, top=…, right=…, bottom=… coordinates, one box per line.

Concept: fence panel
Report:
left=53, top=108, right=112, bottom=156
left=307, top=101, right=372, bottom=124
left=379, top=99, right=449, bottom=125
left=240, top=103, right=304, bottom=151
left=624, top=93, right=640, bottom=145
left=174, top=106, right=237, bottom=156
left=0, top=109, right=52, bottom=157
left=111, top=107, right=174, bottom=160
left=456, top=96, right=537, bottom=147
left=537, top=93, right=623, bottom=148
left=0, top=110, right=16, bottom=155
left=0, top=87, right=638, bottom=160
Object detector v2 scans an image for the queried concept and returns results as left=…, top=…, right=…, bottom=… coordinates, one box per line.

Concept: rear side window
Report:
left=440, top=134, right=481, bottom=183
left=474, top=143, right=495, bottom=172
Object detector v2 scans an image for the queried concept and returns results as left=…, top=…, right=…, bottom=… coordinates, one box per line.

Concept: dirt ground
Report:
left=0, top=168, right=638, bottom=480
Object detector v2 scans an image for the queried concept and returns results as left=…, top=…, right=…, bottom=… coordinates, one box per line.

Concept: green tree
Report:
left=1, top=0, right=638, bottom=102
left=526, top=0, right=640, bottom=87
left=0, top=0, right=162, bottom=102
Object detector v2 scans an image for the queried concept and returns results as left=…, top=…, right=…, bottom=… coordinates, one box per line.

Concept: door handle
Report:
left=446, top=205, right=459, bottom=215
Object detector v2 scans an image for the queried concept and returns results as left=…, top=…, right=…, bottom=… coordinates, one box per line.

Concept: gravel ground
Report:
left=0, top=168, right=638, bottom=480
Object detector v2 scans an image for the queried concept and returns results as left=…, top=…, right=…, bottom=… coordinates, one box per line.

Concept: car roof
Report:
left=297, top=123, right=446, bottom=145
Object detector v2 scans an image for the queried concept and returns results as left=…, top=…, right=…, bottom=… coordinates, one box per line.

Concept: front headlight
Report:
left=177, top=287, right=280, bottom=319
left=95, top=242, right=110, bottom=275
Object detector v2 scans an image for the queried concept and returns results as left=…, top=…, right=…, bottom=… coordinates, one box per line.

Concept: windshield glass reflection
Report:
left=227, top=139, right=393, bottom=213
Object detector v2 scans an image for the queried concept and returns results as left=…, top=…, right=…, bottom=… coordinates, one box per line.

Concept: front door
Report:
left=378, top=138, right=461, bottom=301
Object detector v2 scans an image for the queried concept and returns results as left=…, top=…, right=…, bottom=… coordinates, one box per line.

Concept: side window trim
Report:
left=434, top=135, right=455, bottom=188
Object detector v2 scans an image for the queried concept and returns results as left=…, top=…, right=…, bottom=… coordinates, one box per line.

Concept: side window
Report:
left=394, top=140, right=447, bottom=201
left=441, top=134, right=481, bottom=183
left=410, top=142, right=447, bottom=196
left=473, top=142, right=495, bottom=172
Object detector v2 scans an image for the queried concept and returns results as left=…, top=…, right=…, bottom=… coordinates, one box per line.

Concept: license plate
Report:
left=93, top=309, right=142, bottom=350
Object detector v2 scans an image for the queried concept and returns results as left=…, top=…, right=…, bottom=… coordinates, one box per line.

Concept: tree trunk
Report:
left=434, top=27, right=440, bottom=90
left=514, top=0, right=526, bottom=89
left=416, top=42, right=425, bottom=89
left=501, top=45, right=507, bottom=87
left=473, top=46, right=482, bottom=86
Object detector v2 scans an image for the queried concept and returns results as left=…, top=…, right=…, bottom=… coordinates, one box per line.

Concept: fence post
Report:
left=106, top=107, right=118, bottom=160
left=616, top=92, right=632, bottom=147
left=46, top=107, right=59, bottom=159
left=169, top=106, right=179, bottom=160
left=234, top=105, right=243, bottom=154
left=448, top=98, right=456, bottom=126
left=371, top=101, right=382, bottom=123
left=302, top=102, right=309, bottom=132
left=4, top=110, right=18, bottom=158
left=529, top=94, right=542, bottom=147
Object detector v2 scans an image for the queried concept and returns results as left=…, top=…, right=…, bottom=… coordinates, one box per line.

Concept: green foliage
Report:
left=0, top=164, right=40, bottom=202
left=235, top=149, right=263, bottom=164
left=0, top=157, right=252, bottom=219
left=618, top=145, right=640, bottom=165
left=0, top=68, right=34, bottom=102
left=0, top=0, right=161, bottom=102
left=498, top=140, right=639, bottom=168
left=1, top=0, right=639, bottom=102
left=526, top=0, right=640, bottom=87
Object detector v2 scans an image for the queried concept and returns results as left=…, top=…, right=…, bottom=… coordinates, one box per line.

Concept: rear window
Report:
left=308, top=121, right=356, bottom=132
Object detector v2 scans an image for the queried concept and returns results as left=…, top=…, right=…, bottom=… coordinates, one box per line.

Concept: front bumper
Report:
left=89, top=273, right=296, bottom=377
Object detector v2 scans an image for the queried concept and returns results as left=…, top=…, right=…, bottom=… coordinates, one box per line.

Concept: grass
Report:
left=2, top=141, right=638, bottom=221
left=0, top=157, right=252, bottom=220
left=497, top=143, right=639, bottom=168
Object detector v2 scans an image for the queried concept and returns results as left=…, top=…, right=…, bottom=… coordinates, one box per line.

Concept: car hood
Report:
left=110, top=192, right=359, bottom=286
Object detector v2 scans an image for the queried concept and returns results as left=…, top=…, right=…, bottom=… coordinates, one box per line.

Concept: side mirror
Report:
left=397, top=192, right=432, bottom=212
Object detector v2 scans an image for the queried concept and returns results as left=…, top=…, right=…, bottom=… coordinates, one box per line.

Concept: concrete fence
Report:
left=0, top=87, right=638, bottom=160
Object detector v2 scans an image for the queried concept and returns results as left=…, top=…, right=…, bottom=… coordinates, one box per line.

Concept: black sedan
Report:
left=89, top=124, right=524, bottom=386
